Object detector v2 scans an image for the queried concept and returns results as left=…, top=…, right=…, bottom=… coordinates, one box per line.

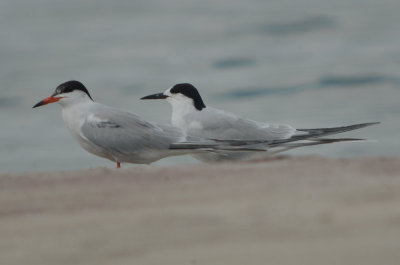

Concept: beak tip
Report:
left=140, top=95, right=154, bottom=100
left=140, top=93, right=168, bottom=100
left=32, top=102, right=42, bottom=108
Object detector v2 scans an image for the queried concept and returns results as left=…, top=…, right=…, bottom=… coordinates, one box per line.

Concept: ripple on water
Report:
left=318, top=74, right=394, bottom=88
left=256, top=15, right=335, bottom=36
left=213, top=57, right=256, bottom=69
left=217, top=84, right=312, bottom=100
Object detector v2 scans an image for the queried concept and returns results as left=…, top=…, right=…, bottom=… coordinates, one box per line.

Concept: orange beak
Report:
left=32, top=96, right=63, bottom=108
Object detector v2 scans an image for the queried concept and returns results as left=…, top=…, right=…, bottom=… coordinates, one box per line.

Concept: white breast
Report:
left=61, top=103, right=114, bottom=161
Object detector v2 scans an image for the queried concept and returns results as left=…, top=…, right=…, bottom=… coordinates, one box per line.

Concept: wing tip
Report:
left=297, top=121, right=380, bottom=132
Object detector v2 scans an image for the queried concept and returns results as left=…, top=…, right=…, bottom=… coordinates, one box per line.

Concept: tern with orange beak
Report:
left=33, top=81, right=265, bottom=168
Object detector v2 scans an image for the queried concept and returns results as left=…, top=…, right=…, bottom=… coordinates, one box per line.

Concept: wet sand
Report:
left=1, top=156, right=400, bottom=265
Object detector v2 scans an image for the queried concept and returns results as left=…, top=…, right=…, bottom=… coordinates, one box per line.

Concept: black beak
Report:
left=140, top=93, right=168, bottom=100
left=33, top=100, right=44, bottom=108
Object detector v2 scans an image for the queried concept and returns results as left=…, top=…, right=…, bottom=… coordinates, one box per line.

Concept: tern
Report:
left=33, top=81, right=264, bottom=168
left=141, top=83, right=379, bottom=162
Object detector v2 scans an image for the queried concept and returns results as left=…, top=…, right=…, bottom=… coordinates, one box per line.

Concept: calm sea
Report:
left=1, top=0, right=399, bottom=173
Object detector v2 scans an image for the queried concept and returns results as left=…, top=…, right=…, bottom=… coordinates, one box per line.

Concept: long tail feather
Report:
left=268, top=138, right=366, bottom=154
left=296, top=122, right=379, bottom=136
left=274, top=138, right=365, bottom=147
left=210, top=122, right=379, bottom=146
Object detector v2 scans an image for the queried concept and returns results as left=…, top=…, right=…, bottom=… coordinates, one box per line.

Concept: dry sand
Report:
left=0, top=156, right=400, bottom=265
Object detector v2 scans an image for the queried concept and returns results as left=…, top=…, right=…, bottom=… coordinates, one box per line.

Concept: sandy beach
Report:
left=1, top=156, right=400, bottom=265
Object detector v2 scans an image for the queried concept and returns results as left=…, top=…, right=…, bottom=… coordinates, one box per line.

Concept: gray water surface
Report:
left=1, top=0, right=398, bottom=173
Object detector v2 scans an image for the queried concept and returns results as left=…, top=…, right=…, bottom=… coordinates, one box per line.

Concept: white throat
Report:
left=167, top=97, right=198, bottom=129
left=58, top=93, right=95, bottom=143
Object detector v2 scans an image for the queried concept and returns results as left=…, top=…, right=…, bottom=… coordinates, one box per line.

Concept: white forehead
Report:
left=164, top=87, right=173, bottom=96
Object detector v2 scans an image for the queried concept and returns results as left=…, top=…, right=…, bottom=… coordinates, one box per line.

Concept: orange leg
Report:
left=117, top=162, right=121, bottom=168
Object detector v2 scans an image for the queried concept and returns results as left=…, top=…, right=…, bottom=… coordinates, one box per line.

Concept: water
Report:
left=1, top=0, right=399, bottom=173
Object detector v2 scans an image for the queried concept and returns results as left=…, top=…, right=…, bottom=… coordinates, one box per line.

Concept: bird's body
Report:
left=171, top=105, right=295, bottom=141
left=141, top=83, right=378, bottom=162
left=61, top=100, right=190, bottom=164
left=171, top=105, right=295, bottom=161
